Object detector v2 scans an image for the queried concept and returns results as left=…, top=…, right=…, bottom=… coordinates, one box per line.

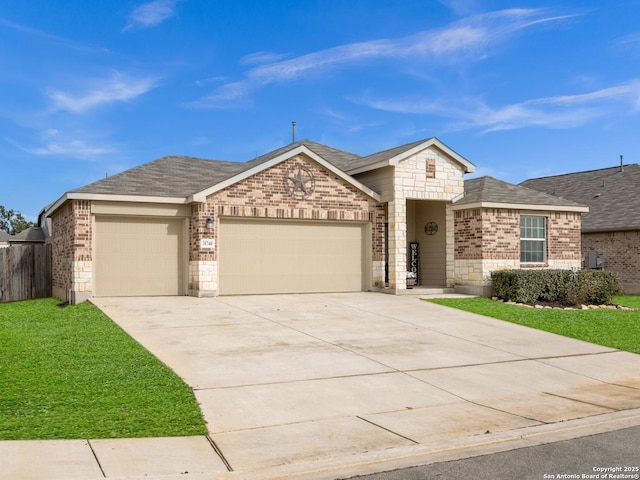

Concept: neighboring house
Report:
left=44, top=137, right=587, bottom=303
left=522, top=163, right=640, bottom=294
left=7, top=226, right=46, bottom=245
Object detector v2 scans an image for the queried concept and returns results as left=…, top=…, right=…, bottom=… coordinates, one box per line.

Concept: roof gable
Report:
left=521, top=164, right=640, bottom=231
left=190, top=144, right=381, bottom=202
left=452, top=176, right=587, bottom=212
left=345, top=137, right=475, bottom=175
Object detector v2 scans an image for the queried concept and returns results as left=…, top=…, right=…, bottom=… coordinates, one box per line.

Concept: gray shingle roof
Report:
left=342, top=138, right=432, bottom=171
left=70, top=140, right=363, bottom=198
left=520, top=164, right=640, bottom=232
left=0, top=231, right=10, bottom=243
left=455, top=176, right=586, bottom=209
left=72, top=156, right=245, bottom=197
left=65, top=137, right=478, bottom=204
left=9, top=226, right=45, bottom=243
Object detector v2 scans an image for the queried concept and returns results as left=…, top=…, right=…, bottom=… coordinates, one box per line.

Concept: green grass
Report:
left=0, top=298, right=207, bottom=440
left=426, top=295, right=640, bottom=355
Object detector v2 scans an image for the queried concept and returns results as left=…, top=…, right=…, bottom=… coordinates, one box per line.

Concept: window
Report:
left=520, top=216, right=546, bottom=263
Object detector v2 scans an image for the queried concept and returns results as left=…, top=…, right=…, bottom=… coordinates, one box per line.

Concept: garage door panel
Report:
left=95, top=216, right=185, bottom=297
left=219, top=219, right=366, bottom=295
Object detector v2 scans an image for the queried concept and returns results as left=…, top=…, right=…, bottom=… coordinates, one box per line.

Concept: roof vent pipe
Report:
left=620, top=154, right=624, bottom=173
left=291, top=121, right=297, bottom=144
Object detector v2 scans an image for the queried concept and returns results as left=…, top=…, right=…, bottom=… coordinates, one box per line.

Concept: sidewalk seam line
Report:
left=86, top=440, right=106, bottom=478
left=206, top=434, right=234, bottom=472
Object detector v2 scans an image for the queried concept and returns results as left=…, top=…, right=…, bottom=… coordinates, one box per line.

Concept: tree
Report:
left=0, top=205, right=35, bottom=235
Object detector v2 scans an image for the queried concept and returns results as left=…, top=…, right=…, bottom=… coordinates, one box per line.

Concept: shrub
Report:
left=491, top=269, right=621, bottom=306
left=566, top=270, right=622, bottom=305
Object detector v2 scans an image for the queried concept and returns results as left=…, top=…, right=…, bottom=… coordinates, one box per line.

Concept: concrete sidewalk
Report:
left=3, top=293, right=640, bottom=479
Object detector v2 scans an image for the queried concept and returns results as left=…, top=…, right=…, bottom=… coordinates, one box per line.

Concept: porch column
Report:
left=387, top=199, right=407, bottom=290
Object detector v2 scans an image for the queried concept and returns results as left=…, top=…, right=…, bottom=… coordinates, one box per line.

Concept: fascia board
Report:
left=346, top=138, right=476, bottom=175
left=429, top=139, right=476, bottom=173
left=347, top=160, right=392, bottom=175
left=190, top=145, right=383, bottom=203
left=582, top=226, right=640, bottom=233
left=44, top=193, right=70, bottom=218
left=449, top=201, right=589, bottom=213
left=45, top=192, right=189, bottom=217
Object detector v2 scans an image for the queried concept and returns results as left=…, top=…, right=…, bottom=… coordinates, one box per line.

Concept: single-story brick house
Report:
left=44, top=137, right=587, bottom=303
left=521, top=163, right=640, bottom=294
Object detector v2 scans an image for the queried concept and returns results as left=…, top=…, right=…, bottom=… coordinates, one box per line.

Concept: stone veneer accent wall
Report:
left=454, top=208, right=582, bottom=294
left=388, top=147, right=466, bottom=290
left=188, top=153, right=386, bottom=295
left=582, top=231, right=640, bottom=294
left=51, top=199, right=92, bottom=303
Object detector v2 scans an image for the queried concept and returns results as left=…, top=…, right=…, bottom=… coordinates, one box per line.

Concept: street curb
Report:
left=108, top=408, right=640, bottom=480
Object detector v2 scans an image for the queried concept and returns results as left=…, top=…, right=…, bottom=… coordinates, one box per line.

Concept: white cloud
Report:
left=188, top=82, right=251, bottom=108
left=124, top=0, right=182, bottom=31
left=240, top=51, right=288, bottom=66
left=0, top=15, right=108, bottom=53
left=21, top=136, right=115, bottom=158
left=26, top=141, right=113, bottom=156
left=192, top=8, right=573, bottom=108
left=47, top=72, right=157, bottom=113
left=359, top=81, right=640, bottom=132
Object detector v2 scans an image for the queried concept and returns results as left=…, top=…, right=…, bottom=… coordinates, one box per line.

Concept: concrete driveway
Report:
left=93, top=293, right=640, bottom=474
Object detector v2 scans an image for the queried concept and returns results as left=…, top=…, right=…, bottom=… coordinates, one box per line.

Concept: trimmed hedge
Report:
left=491, top=269, right=621, bottom=306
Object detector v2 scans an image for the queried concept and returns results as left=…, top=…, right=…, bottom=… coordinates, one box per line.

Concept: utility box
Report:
left=587, top=250, right=606, bottom=269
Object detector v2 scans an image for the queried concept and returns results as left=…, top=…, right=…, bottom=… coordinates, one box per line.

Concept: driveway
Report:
left=93, top=293, right=640, bottom=473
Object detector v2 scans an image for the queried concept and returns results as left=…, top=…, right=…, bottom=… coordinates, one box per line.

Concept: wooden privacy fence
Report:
left=0, top=244, right=52, bottom=303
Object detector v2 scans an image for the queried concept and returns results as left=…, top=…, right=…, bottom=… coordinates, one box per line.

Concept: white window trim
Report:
left=520, top=215, right=547, bottom=264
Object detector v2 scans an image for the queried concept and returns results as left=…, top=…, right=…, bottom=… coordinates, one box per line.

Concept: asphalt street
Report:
left=344, top=426, right=640, bottom=480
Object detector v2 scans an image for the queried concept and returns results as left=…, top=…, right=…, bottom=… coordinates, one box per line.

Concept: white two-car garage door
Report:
left=95, top=216, right=186, bottom=297
left=219, top=218, right=369, bottom=295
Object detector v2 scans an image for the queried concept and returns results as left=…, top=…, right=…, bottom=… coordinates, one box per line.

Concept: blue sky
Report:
left=2, top=0, right=640, bottom=220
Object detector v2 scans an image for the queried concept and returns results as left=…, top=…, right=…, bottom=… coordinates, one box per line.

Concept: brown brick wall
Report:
left=455, top=208, right=582, bottom=263
left=480, top=209, right=520, bottom=260
left=548, top=212, right=582, bottom=260
left=454, top=208, right=483, bottom=259
left=51, top=200, right=92, bottom=296
left=189, top=153, right=385, bottom=263
left=582, top=230, right=640, bottom=289
left=454, top=208, right=519, bottom=260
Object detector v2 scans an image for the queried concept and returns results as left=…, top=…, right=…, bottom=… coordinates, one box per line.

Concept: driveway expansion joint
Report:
left=356, top=416, right=420, bottom=445
left=206, top=435, right=233, bottom=472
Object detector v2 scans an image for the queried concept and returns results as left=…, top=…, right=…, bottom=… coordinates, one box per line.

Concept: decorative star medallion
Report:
left=284, top=166, right=315, bottom=199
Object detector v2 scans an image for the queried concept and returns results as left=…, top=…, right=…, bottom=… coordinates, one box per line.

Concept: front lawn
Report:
left=0, top=298, right=207, bottom=440
left=426, top=296, right=640, bottom=355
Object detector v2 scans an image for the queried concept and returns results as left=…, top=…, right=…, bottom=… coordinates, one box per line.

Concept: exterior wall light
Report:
left=205, top=217, right=214, bottom=230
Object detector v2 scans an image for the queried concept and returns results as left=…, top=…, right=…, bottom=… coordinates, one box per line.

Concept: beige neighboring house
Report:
left=44, top=138, right=587, bottom=303
left=522, top=163, right=640, bottom=294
